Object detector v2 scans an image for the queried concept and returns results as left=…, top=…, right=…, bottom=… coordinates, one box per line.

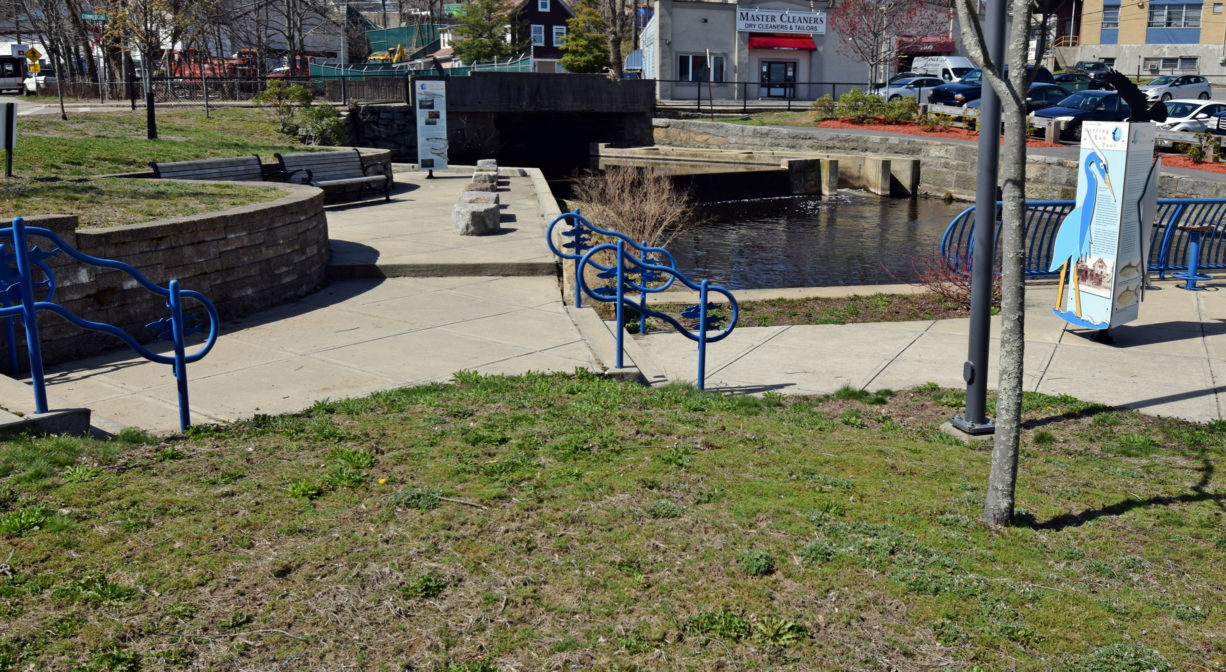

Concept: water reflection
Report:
left=669, top=192, right=969, bottom=289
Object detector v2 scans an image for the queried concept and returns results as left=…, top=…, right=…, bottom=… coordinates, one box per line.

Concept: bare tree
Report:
left=953, top=0, right=1036, bottom=528
left=830, top=0, right=950, bottom=86
left=596, top=0, right=631, bottom=78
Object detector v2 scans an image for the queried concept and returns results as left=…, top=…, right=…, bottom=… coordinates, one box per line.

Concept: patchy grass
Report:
left=5, top=107, right=309, bottom=227
left=1, top=371, right=1223, bottom=670
left=631, top=292, right=966, bottom=330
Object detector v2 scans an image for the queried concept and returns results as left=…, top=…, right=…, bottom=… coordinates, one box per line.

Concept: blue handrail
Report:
left=578, top=239, right=737, bottom=390
left=940, top=198, right=1226, bottom=278
left=545, top=210, right=677, bottom=319
left=0, top=217, right=219, bottom=432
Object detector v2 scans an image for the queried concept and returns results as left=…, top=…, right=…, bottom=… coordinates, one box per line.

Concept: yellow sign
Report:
left=29, top=63, right=40, bottom=74
left=25, top=47, right=41, bottom=62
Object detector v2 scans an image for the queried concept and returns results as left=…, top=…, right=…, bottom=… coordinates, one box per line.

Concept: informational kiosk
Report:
left=1050, top=121, right=1160, bottom=330
left=412, top=76, right=448, bottom=173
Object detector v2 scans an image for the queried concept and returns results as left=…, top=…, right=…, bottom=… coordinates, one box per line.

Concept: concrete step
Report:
left=0, top=374, right=92, bottom=437
left=564, top=305, right=669, bottom=386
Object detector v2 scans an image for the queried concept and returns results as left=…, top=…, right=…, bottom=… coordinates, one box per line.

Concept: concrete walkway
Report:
left=4, top=163, right=1226, bottom=435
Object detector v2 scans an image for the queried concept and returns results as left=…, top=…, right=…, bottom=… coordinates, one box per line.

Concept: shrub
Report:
left=570, top=166, right=692, bottom=247
left=254, top=80, right=313, bottom=135
left=881, top=96, right=919, bottom=123
left=298, top=104, right=349, bottom=146
left=810, top=94, right=837, bottom=122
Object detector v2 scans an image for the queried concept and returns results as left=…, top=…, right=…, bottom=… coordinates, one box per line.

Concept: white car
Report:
left=1155, top=99, right=1226, bottom=146
left=1141, top=74, right=1211, bottom=102
left=869, top=76, right=945, bottom=102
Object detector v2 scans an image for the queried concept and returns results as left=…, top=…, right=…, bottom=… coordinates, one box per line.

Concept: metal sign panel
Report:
left=413, top=77, right=448, bottom=171
left=736, top=8, right=826, bottom=34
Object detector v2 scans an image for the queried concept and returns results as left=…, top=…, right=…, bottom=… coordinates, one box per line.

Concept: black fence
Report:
left=42, top=76, right=409, bottom=106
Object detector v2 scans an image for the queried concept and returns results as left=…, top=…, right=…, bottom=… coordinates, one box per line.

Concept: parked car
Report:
left=1155, top=99, right=1226, bottom=145
left=1069, top=60, right=1111, bottom=83
left=965, top=82, right=1073, bottom=113
left=1140, top=74, right=1211, bottom=102
left=1053, top=73, right=1098, bottom=92
left=928, top=65, right=1054, bottom=107
left=870, top=75, right=945, bottom=102
left=0, top=56, right=24, bottom=94
left=1031, top=90, right=1132, bottom=141
left=873, top=71, right=921, bottom=89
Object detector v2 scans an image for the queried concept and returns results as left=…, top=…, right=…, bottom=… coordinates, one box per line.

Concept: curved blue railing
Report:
left=941, top=198, right=1226, bottom=278
left=546, top=210, right=677, bottom=317
left=0, top=217, right=219, bottom=431
left=578, top=239, right=737, bottom=390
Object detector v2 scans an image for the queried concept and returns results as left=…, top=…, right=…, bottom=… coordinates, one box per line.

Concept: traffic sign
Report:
left=92, top=25, right=102, bottom=44
left=29, top=63, right=40, bottom=74
left=26, top=47, right=41, bottom=62
left=81, top=12, right=108, bottom=21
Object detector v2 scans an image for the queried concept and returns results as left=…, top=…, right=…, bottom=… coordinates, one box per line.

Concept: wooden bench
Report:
left=274, top=149, right=391, bottom=202
left=149, top=155, right=266, bottom=181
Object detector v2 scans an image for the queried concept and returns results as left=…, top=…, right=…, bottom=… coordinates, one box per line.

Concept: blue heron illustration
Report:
left=1049, top=150, right=1114, bottom=317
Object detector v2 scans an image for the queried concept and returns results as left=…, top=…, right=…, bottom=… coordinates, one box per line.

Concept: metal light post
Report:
left=340, top=0, right=348, bottom=104
left=951, top=0, right=1006, bottom=436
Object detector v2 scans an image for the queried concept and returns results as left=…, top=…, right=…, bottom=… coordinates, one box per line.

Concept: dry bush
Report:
left=570, top=166, right=693, bottom=247
left=887, top=251, right=1001, bottom=310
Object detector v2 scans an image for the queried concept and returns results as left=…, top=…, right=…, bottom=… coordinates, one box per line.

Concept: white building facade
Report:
left=641, top=0, right=866, bottom=101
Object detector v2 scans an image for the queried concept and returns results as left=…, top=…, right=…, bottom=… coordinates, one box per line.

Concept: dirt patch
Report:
left=1160, top=154, right=1226, bottom=174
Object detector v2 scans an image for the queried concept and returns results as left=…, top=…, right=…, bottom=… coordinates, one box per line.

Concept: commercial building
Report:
left=1071, top=0, right=1226, bottom=77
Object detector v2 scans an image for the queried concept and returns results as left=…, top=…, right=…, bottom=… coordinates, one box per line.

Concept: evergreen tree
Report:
left=561, top=0, right=609, bottom=73
left=451, top=0, right=517, bottom=64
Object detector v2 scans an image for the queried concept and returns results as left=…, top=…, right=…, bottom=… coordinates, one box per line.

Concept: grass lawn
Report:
left=2, top=371, right=1223, bottom=670
left=4, top=108, right=310, bottom=227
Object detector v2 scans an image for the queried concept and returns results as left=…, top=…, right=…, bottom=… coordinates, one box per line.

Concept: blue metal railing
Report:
left=941, top=198, right=1226, bottom=278
left=546, top=209, right=678, bottom=321
left=0, top=217, right=219, bottom=432
left=577, top=239, right=737, bottom=390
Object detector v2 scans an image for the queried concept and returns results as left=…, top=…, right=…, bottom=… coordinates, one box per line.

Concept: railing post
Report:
left=639, top=240, right=649, bottom=335
left=169, top=279, right=191, bottom=431
left=10, top=217, right=48, bottom=414
left=697, top=280, right=709, bottom=391
left=615, top=240, right=626, bottom=369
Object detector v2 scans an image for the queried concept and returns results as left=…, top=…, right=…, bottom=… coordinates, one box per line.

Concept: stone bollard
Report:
left=459, top=190, right=500, bottom=205
left=453, top=202, right=501, bottom=235
left=1044, top=119, right=1064, bottom=144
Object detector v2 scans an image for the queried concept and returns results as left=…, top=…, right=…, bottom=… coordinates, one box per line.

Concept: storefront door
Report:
left=759, top=61, right=796, bottom=98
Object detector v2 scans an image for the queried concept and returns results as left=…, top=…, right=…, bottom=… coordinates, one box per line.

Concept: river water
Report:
left=667, top=192, right=971, bottom=290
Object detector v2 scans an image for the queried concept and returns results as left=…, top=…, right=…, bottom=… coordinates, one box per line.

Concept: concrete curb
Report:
left=0, top=375, right=92, bottom=437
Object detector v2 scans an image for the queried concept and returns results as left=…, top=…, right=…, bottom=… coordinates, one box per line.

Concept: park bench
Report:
left=274, top=148, right=391, bottom=202
left=149, top=155, right=266, bottom=181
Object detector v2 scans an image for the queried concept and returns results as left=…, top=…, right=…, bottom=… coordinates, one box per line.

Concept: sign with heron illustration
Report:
left=1050, top=121, right=1159, bottom=330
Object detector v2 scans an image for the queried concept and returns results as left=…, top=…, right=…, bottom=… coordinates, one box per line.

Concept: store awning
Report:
left=897, top=36, right=955, bottom=54
left=747, top=34, right=817, bottom=50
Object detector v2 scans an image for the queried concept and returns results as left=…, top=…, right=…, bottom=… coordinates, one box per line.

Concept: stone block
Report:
left=459, top=191, right=500, bottom=205
left=472, top=170, right=499, bottom=184
left=465, top=181, right=497, bottom=192
left=452, top=202, right=501, bottom=235
left=477, top=158, right=498, bottom=170
left=863, top=157, right=892, bottom=196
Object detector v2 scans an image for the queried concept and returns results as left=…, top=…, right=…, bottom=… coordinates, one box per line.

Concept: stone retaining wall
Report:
left=3, top=183, right=328, bottom=367
left=652, top=119, right=1226, bottom=200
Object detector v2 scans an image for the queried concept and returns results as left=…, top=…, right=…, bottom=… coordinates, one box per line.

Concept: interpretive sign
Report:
left=413, top=77, right=448, bottom=172
left=1051, top=121, right=1159, bottom=330
left=736, top=8, right=826, bottom=34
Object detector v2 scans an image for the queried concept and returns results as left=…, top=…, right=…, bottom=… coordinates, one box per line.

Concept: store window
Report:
left=677, top=53, right=725, bottom=82
left=531, top=24, right=545, bottom=46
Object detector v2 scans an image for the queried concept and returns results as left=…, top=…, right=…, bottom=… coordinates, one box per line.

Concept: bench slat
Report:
left=274, top=149, right=390, bottom=202
left=151, top=155, right=264, bottom=181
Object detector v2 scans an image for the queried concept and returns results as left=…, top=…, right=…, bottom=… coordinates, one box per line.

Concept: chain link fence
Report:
left=43, top=76, right=410, bottom=106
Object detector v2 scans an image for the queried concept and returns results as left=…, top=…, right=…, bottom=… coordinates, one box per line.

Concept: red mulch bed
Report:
left=817, top=118, right=1063, bottom=148
left=1161, top=155, right=1226, bottom=174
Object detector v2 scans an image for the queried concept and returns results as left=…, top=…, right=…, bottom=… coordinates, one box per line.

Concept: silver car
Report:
left=869, top=76, right=945, bottom=102
left=1156, top=99, right=1226, bottom=146
left=1141, top=74, right=1211, bottom=102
